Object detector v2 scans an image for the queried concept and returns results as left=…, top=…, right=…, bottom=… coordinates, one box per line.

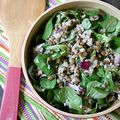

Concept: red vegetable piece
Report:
left=80, top=61, right=91, bottom=70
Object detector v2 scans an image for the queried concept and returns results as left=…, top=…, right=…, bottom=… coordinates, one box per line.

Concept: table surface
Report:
left=0, top=0, right=120, bottom=119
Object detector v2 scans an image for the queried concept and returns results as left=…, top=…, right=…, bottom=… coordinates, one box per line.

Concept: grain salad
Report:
left=28, top=8, right=120, bottom=114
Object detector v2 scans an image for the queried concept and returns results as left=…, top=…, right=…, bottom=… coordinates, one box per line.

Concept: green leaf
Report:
left=82, top=18, right=91, bottom=30
left=110, top=37, right=120, bottom=50
left=87, top=87, right=109, bottom=99
left=114, top=48, right=120, bottom=54
left=91, top=50, right=96, bottom=57
left=104, top=71, right=116, bottom=91
left=67, top=9, right=81, bottom=19
left=85, top=9, right=100, bottom=16
left=94, top=33, right=111, bottom=43
left=88, top=74, right=100, bottom=82
left=86, top=81, right=109, bottom=99
left=47, top=90, right=54, bottom=103
left=33, top=83, right=45, bottom=92
left=54, top=87, right=83, bottom=113
left=86, top=81, right=102, bottom=92
left=42, top=17, right=54, bottom=40
left=97, top=99, right=108, bottom=109
left=97, top=67, right=104, bottom=77
left=60, top=30, right=76, bottom=43
left=46, top=45, right=67, bottom=59
left=34, top=54, right=53, bottom=75
left=110, top=21, right=120, bottom=37
left=80, top=73, right=90, bottom=88
left=40, top=77, right=56, bottom=89
left=100, top=16, right=118, bottom=33
left=28, top=65, right=36, bottom=80
left=80, top=73, right=100, bottom=88
left=91, top=21, right=99, bottom=29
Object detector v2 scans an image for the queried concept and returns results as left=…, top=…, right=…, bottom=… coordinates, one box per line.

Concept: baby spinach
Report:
left=80, top=73, right=90, bottom=88
left=85, top=9, right=100, bottom=17
left=97, top=99, right=108, bottom=109
left=87, top=87, right=109, bottom=99
left=88, top=74, right=100, bottom=82
left=110, top=21, right=120, bottom=37
left=100, top=16, right=118, bottom=33
left=33, top=83, right=45, bottom=92
left=82, top=18, right=91, bottom=30
left=103, top=71, right=116, bottom=91
left=110, top=37, right=120, bottom=53
left=97, top=67, right=104, bottom=77
left=86, top=81, right=109, bottom=99
left=80, top=73, right=100, bottom=88
left=67, top=9, right=81, bottom=19
left=54, top=87, right=83, bottom=113
left=40, top=77, right=56, bottom=89
left=42, top=17, right=54, bottom=40
left=60, top=30, right=76, bottom=43
left=34, top=54, right=53, bottom=75
left=97, top=68, right=116, bottom=91
left=46, top=45, right=67, bottom=59
left=28, top=64, right=36, bottom=81
left=94, top=32, right=111, bottom=43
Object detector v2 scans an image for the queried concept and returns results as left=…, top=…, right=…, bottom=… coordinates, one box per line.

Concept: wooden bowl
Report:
left=22, top=0, right=120, bottom=118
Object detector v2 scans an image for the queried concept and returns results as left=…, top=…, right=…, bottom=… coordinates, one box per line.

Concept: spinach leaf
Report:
left=110, top=37, right=120, bottom=53
left=91, top=21, right=99, bottom=29
left=103, top=71, right=116, bottom=91
left=34, top=54, right=53, bottom=75
left=33, top=83, right=45, bottom=92
left=82, top=18, right=91, bottom=30
left=110, top=21, right=120, bottom=37
left=88, top=74, right=100, bottom=82
left=97, top=99, right=108, bottom=109
left=80, top=73, right=100, bottom=88
left=94, top=32, right=111, bottom=43
left=97, top=68, right=116, bottom=91
left=80, top=73, right=90, bottom=88
left=46, top=45, right=67, bottom=59
left=85, top=9, right=100, bottom=16
left=87, top=87, right=109, bottom=99
left=42, top=17, right=54, bottom=40
left=97, top=67, right=104, bottom=77
left=28, top=64, right=36, bottom=80
left=100, top=16, right=118, bottom=33
left=54, top=87, right=83, bottom=113
left=60, top=30, right=76, bottom=43
left=67, top=9, right=81, bottom=19
left=56, top=12, right=67, bottom=24
left=86, top=81, right=109, bottom=99
left=47, top=90, right=54, bottom=103
left=40, top=77, right=56, bottom=89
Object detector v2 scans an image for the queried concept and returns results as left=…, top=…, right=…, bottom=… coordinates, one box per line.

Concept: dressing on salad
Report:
left=28, top=8, right=120, bottom=114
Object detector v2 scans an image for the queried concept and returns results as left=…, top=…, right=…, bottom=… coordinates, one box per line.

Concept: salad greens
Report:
left=28, top=8, right=120, bottom=114
left=42, top=17, right=54, bottom=40
left=54, top=87, right=83, bottom=113
left=82, top=18, right=91, bottom=30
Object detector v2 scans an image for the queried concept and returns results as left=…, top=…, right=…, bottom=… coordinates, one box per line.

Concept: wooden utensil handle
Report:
left=0, top=67, right=21, bottom=120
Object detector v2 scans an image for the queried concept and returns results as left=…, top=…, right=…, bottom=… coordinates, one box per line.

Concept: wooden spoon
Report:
left=0, top=0, right=45, bottom=119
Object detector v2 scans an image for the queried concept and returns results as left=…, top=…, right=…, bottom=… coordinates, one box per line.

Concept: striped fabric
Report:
left=0, top=0, right=120, bottom=120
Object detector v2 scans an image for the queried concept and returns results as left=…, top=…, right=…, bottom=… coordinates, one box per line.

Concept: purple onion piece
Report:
left=78, top=61, right=91, bottom=70
left=67, top=82, right=84, bottom=94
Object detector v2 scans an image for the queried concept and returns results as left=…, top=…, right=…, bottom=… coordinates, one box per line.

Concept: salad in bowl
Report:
left=28, top=8, right=120, bottom=114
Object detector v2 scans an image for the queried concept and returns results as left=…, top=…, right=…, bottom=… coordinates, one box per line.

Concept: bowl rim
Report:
left=22, top=0, right=120, bottom=118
